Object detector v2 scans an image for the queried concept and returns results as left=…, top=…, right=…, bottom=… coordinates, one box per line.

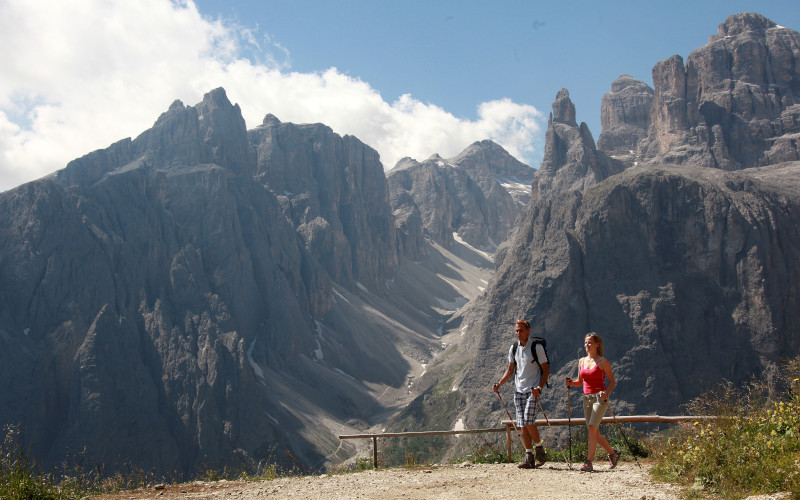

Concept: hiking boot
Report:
left=580, top=460, right=593, bottom=472
left=517, top=452, right=536, bottom=469
left=534, top=446, right=546, bottom=467
left=609, top=448, right=621, bottom=469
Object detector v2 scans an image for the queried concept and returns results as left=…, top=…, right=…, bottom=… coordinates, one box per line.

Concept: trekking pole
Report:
left=567, top=386, right=572, bottom=468
left=534, top=396, right=571, bottom=467
left=607, top=402, right=642, bottom=469
left=495, top=390, right=526, bottom=456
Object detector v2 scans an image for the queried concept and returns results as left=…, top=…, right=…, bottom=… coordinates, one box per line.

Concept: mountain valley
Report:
left=1, top=11, right=799, bottom=477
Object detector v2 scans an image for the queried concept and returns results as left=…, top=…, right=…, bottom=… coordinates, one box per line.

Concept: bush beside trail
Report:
left=649, top=356, right=800, bottom=498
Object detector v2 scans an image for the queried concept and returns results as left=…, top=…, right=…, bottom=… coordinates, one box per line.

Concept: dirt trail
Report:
left=92, top=461, right=682, bottom=499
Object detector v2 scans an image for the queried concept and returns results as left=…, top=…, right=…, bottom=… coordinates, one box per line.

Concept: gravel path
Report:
left=94, top=461, right=681, bottom=499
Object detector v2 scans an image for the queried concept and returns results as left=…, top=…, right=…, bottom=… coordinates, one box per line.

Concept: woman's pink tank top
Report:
left=580, top=362, right=606, bottom=394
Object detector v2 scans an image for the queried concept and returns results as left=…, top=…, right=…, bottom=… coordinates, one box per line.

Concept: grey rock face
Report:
left=535, top=89, right=624, bottom=201
left=57, top=88, right=253, bottom=188
left=406, top=13, right=800, bottom=444
left=636, top=13, right=800, bottom=168
left=387, top=141, right=533, bottom=252
left=388, top=156, right=477, bottom=249
left=448, top=140, right=535, bottom=209
left=389, top=187, right=428, bottom=261
left=0, top=88, right=408, bottom=477
left=597, top=75, right=654, bottom=160
left=552, top=88, right=577, bottom=126
left=249, top=115, right=398, bottom=293
left=1, top=157, right=316, bottom=474
left=457, top=162, right=800, bottom=423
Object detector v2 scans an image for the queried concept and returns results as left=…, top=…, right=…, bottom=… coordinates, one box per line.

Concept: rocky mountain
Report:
left=596, top=75, right=654, bottom=159
left=533, top=89, right=625, bottom=202
left=387, top=141, right=533, bottom=253
left=249, top=114, right=398, bottom=293
left=601, top=12, right=800, bottom=170
left=392, top=13, right=800, bottom=453
left=3, top=9, right=800, bottom=477
left=447, top=140, right=535, bottom=208
left=0, top=88, right=495, bottom=476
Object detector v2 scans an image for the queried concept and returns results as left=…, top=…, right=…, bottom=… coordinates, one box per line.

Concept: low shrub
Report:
left=1, top=425, right=61, bottom=499
left=649, top=356, right=800, bottom=498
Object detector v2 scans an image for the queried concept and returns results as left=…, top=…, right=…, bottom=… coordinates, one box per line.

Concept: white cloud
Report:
left=0, top=0, right=543, bottom=192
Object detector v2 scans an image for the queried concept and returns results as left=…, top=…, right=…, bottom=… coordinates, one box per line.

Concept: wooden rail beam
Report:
left=502, top=414, right=720, bottom=427
left=338, top=415, right=717, bottom=469
left=340, top=427, right=508, bottom=440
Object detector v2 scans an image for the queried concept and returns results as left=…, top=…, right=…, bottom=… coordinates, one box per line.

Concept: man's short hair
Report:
left=516, top=319, right=530, bottom=329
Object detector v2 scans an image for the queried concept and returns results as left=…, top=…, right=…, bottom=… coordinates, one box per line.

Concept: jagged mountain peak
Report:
left=138, top=87, right=250, bottom=173
left=261, top=113, right=282, bottom=126
left=167, top=99, right=185, bottom=112
left=419, top=12, right=800, bottom=452
left=717, top=12, right=777, bottom=37
left=203, top=86, right=232, bottom=103
left=597, top=76, right=654, bottom=159
left=153, top=87, right=240, bottom=126
left=56, top=88, right=253, bottom=188
left=392, top=156, right=418, bottom=170
left=446, top=140, right=534, bottom=209
left=551, top=88, right=577, bottom=126
left=594, top=12, right=800, bottom=170
left=387, top=141, right=532, bottom=252
left=536, top=88, right=623, bottom=200
left=449, top=139, right=504, bottom=159
left=609, top=74, right=651, bottom=93
left=1, top=87, right=414, bottom=475
left=448, top=140, right=529, bottom=171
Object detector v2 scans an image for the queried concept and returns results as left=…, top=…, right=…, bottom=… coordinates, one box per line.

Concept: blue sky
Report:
left=1, top=0, right=798, bottom=192
left=194, top=0, right=798, bottom=133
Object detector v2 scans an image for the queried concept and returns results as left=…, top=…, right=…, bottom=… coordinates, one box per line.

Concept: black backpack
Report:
left=511, top=336, right=550, bottom=387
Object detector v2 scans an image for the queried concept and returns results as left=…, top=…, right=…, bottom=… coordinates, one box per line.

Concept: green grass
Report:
left=1, top=425, right=63, bottom=500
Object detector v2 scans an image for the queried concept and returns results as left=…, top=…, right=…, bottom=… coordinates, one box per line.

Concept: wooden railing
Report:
left=339, top=415, right=716, bottom=469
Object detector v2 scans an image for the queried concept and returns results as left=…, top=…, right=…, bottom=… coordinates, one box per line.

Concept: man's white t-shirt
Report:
left=508, top=341, right=547, bottom=393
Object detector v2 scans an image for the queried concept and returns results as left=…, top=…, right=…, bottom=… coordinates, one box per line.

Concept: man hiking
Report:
left=492, top=319, right=550, bottom=468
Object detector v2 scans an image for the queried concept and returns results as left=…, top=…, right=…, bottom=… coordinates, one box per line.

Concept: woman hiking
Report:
left=565, top=332, right=621, bottom=472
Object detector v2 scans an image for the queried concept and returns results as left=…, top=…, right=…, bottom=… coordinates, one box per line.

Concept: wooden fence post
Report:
left=506, top=425, right=512, bottom=463
left=372, top=436, right=378, bottom=470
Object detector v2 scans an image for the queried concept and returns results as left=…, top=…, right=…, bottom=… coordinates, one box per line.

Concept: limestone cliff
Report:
left=387, top=141, right=533, bottom=253
left=534, top=89, right=624, bottom=201
left=249, top=114, right=398, bottom=293
left=396, top=13, right=800, bottom=449
left=0, top=89, right=438, bottom=476
left=597, top=75, right=654, bottom=161
left=602, top=13, right=800, bottom=169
